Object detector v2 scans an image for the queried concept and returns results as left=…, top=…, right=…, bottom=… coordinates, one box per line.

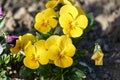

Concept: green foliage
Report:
left=85, top=13, right=94, bottom=33
left=0, top=17, right=6, bottom=30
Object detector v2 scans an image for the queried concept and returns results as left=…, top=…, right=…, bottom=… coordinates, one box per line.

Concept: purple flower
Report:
left=0, top=7, right=3, bottom=18
left=6, top=35, right=18, bottom=47
left=0, top=44, right=3, bottom=54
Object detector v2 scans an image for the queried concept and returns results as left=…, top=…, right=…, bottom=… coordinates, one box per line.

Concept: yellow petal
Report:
left=91, top=51, right=104, bottom=65
left=37, top=50, right=49, bottom=65
left=63, top=44, right=76, bottom=57
left=75, top=15, right=88, bottom=29
left=59, top=35, right=71, bottom=49
left=48, top=45, right=60, bottom=60
left=35, top=8, right=58, bottom=22
left=23, top=57, right=39, bottom=69
left=42, top=8, right=58, bottom=18
left=45, top=1, right=57, bottom=8
left=76, top=6, right=85, bottom=15
left=38, top=50, right=49, bottom=65
left=59, top=35, right=76, bottom=57
left=35, top=12, right=44, bottom=22
left=54, top=55, right=73, bottom=68
left=10, top=40, right=21, bottom=54
left=21, top=33, right=35, bottom=48
left=34, top=40, right=49, bottom=65
left=34, top=40, right=46, bottom=49
left=45, top=35, right=60, bottom=48
left=70, top=27, right=83, bottom=38
left=59, top=13, right=73, bottom=28
left=63, top=0, right=73, bottom=5
left=24, top=44, right=35, bottom=57
left=62, top=28, right=71, bottom=36
left=91, top=51, right=103, bottom=60
left=95, top=58, right=103, bottom=65
left=48, top=17, right=58, bottom=28
left=34, top=21, right=51, bottom=32
left=60, top=5, right=78, bottom=19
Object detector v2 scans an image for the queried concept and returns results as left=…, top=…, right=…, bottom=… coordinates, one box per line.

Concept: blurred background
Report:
left=0, top=0, right=120, bottom=80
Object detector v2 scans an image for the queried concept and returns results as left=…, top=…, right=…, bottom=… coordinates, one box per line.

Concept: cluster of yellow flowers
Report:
left=10, top=0, right=90, bottom=69
left=34, top=0, right=88, bottom=38
left=10, top=34, right=76, bottom=69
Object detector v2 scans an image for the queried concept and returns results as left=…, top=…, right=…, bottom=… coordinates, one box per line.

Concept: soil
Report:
left=0, top=0, right=120, bottom=80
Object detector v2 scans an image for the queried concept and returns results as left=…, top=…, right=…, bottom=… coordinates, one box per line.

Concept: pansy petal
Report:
left=76, top=15, right=88, bottom=29
left=63, top=44, right=76, bottom=57
left=91, top=51, right=103, bottom=60
left=55, top=36, right=75, bottom=56
left=36, top=8, right=58, bottom=21
left=43, top=8, right=58, bottom=19
left=59, top=35, right=71, bottom=49
left=62, top=28, right=70, bottom=36
left=59, top=35, right=76, bottom=57
left=38, top=50, right=49, bottom=65
left=48, top=17, right=58, bottom=28
left=91, top=51, right=104, bottom=65
left=59, top=13, right=73, bottom=28
left=63, top=0, right=73, bottom=5
left=35, top=12, right=44, bottom=22
left=34, top=40, right=49, bottom=65
left=76, top=6, right=85, bottom=15
left=22, top=33, right=35, bottom=42
left=34, top=40, right=46, bottom=49
left=70, top=27, right=83, bottom=38
left=95, top=58, right=103, bottom=65
left=54, top=56, right=73, bottom=68
left=45, top=35, right=60, bottom=48
left=21, top=33, right=35, bottom=48
left=10, top=40, right=21, bottom=54
left=24, top=44, right=35, bottom=56
left=60, top=5, right=78, bottom=19
left=45, top=1, right=57, bottom=8
left=23, top=57, right=39, bottom=69
left=48, top=45, right=60, bottom=60
left=34, top=22, right=51, bottom=32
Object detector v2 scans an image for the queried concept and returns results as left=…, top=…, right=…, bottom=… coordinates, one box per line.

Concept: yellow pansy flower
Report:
left=24, top=40, right=49, bottom=69
left=59, top=5, right=88, bottom=38
left=34, top=8, right=58, bottom=33
left=46, top=35, right=76, bottom=68
left=10, top=33, right=35, bottom=54
left=91, top=43, right=104, bottom=65
left=45, top=0, right=75, bottom=9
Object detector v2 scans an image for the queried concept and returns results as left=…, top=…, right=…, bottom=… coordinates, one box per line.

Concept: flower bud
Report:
left=0, top=7, right=3, bottom=18
left=6, top=36, right=18, bottom=47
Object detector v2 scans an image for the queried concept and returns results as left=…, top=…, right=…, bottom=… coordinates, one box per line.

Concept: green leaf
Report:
left=19, top=66, right=35, bottom=78
left=72, top=36, right=85, bottom=44
left=0, top=57, right=2, bottom=65
left=35, top=32, right=43, bottom=40
left=79, top=61, right=93, bottom=73
left=0, top=36, right=4, bottom=43
left=84, top=13, right=94, bottom=33
left=40, top=76, right=44, bottom=80
left=0, top=17, right=6, bottom=30
left=4, top=55, right=10, bottom=64
left=0, top=70, right=6, bottom=76
left=1, top=54, right=10, bottom=64
left=0, top=44, right=3, bottom=54
left=6, top=66, right=11, bottom=70
left=75, top=70, right=86, bottom=79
